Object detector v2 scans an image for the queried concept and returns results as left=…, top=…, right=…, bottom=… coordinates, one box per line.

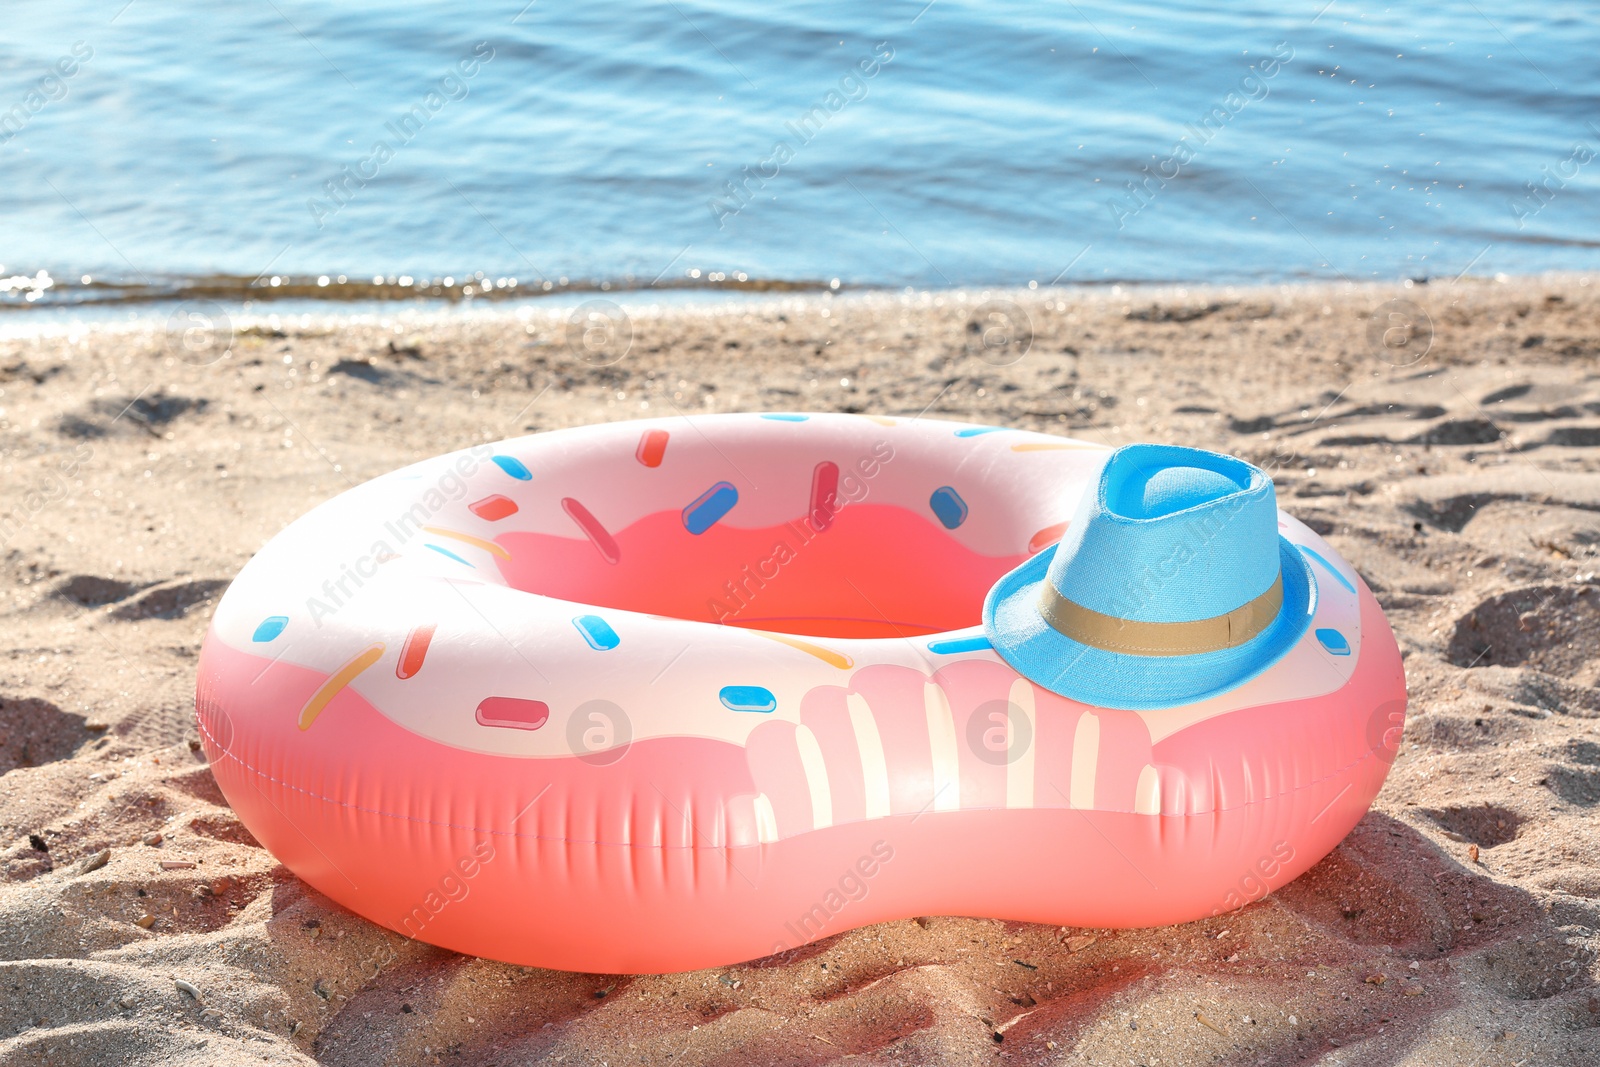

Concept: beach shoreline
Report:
left=2, top=273, right=1599, bottom=1065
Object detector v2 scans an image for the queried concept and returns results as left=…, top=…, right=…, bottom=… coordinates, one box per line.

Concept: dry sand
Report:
left=2, top=275, right=1599, bottom=1065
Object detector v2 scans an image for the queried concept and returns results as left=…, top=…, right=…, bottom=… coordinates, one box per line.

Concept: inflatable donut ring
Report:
left=195, top=413, right=1406, bottom=974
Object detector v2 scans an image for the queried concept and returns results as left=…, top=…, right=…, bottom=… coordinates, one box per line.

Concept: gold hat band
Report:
left=1036, top=573, right=1283, bottom=657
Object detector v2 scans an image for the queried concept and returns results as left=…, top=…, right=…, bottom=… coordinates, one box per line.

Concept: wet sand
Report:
left=2, top=275, right=1599, bottom=1064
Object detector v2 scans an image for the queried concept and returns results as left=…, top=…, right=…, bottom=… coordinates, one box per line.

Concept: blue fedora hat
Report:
left=982, top=443, right=1316, bottom=711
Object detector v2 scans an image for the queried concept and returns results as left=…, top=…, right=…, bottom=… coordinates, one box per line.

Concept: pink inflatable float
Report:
left=195, top=413, right=1405, bottom=973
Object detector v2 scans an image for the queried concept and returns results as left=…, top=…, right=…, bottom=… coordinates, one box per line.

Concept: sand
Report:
left=2, top=275, right=1599, bottom=1065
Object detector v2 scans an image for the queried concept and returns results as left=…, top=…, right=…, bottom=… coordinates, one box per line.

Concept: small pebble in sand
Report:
left=85, top=721, right=108, bottom=732
left=142, top=832, right=163, bottom=846
left=1066, top=935, right=1097, bottom=952
left=174, top=978, right=204, bottom=1004
left=78, top=848, right=110, bottom=874
left=1469, top=844, right=1481, bottom=864
left=1366, top=974, right=1387, bottom=986
left=135, top=915, right=156, bottom=929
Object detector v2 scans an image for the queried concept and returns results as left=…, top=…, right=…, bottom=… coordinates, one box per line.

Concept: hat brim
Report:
left=982, top=535, right=1317, bottom=711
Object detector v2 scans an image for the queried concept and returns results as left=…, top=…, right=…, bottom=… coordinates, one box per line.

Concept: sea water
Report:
left=3, top=0, right=1598, bottom=307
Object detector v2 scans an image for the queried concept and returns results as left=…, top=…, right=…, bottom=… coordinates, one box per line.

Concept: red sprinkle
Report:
left=396, top=624, right=436, bottom=680
left=1028, top=521, right=1070, bottom=554
left=809, top=460, right=840, bottom=531
left=468, top=494, right=519, bottom=521
left=636, top=428, right=669, bottom=468
left=562, top=497, right=621, bottom=564
left=476, top=697, right=550, bottom=731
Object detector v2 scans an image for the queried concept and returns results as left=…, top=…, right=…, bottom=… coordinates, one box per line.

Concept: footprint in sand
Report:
left=108, top=579, right=231, bottom=621
left=53, top=574, right=229, bottom=621
left=0, top=695, right=91, bottom=775
left=55, top=391, right=209, bottom=439
left=1448, top=585, right=1600, bottom=685
left=1420, top=803, right=1524, bottom=848
left=54, top=574, right=150, bottom=608
left=1546, top=738, right=1600, bottom=808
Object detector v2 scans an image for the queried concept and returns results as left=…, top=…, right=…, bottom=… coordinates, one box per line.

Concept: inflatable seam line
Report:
left=195, top=710, right=1390, bottom=850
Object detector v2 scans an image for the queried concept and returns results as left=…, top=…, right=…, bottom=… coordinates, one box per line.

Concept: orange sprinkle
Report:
left=421, top=526, right=511, bottom=560
left=752, top=631, right=854, bottom=670
left=1010, top=441, right=1110, bottom=452
left=299, top=644, right=385, bottom=731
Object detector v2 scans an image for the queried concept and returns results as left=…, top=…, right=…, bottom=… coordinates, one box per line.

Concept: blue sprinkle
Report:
left=1298, top=546, right=1356, bottom=594
left=719, top=685, right=777, bottom=713
left=760, top=413, right=809, bottom=422
left=1315, top=628, right=1351, bottom=656
left=491, top=455, right=532, bottom=480
left=928, top=634, right=993, bottom=655
left=573, top=614, right=620, bottom=651
left=252, top=616, right=289, bottom=642
left=929, top=486, right=969, bottom=529
left=954, top=426, right=1005, bottom=437
left=683, top=481, right=739, bottom=535
left=425, top=543, right=475, bottom=567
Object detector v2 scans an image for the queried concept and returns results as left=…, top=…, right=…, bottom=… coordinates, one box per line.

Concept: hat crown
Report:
left=1044, top=444, right=1280, bottom=625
